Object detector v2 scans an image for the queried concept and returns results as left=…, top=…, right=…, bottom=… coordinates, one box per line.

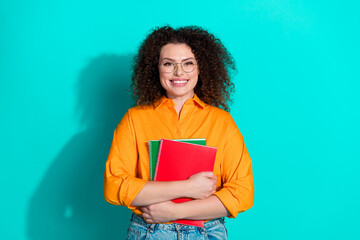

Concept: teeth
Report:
left=173, top=80, right=187, bottom=84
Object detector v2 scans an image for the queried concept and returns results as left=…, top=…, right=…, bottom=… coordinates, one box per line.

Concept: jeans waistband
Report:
left=130, top=214, right=225, bottom=231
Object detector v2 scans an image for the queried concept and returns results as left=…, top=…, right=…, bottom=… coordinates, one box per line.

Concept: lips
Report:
left=170, top=79, right=189, bottom=87
left=172, top=80, right=187, bottom=84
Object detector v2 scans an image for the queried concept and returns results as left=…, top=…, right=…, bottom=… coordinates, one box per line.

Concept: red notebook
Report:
left=154, top=139, right=217, bottom=227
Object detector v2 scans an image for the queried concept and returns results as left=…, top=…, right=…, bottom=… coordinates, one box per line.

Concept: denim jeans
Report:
left=126, top=214, right=228, bottom=240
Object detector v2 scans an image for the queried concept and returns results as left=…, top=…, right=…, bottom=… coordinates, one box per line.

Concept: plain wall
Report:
left=1, top=0, right=359, bottom=239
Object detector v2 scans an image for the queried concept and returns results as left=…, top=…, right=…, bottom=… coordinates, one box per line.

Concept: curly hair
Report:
left=131, top=26, right=236, bottom=111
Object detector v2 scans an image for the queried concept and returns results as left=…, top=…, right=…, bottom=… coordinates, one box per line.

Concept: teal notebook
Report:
left=148, top=138, right=206, bottom=180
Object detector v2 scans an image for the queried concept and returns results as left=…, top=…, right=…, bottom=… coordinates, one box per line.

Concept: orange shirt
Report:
left=103, top=95, right=254, bottom=218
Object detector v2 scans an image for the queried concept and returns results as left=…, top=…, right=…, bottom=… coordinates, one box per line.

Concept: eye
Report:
left=183, top=60, right=195, bottom=66
left=162, top=61, right=174, bottom=66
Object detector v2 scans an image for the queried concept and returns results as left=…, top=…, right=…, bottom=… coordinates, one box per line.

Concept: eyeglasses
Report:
left=159, top=58, right=198, bottom=73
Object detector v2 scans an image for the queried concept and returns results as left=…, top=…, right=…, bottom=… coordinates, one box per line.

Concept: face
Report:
left=159, top=43, right=199, bottom=100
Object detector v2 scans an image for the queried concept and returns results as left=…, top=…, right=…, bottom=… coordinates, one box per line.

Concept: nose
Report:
left=174, top=63, right=184, bottom=76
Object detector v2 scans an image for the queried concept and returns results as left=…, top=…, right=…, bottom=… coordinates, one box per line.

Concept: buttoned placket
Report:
left=159, top=98, right=202, bottom=139
left=164, top=103, right=182, bottom=138
left=177, top=101, right=191, bottom=138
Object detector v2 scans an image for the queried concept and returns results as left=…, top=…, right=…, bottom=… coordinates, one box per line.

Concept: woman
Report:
left=103, top=26, right=254, bottom=239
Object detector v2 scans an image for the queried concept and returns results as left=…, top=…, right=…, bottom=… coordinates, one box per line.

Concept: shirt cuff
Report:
left=120, top=178, right=148, bottom=208
left=213, top=188, right=240, bottom=218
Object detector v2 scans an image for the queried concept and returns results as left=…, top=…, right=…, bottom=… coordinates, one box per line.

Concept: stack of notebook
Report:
left=148, top=138, right=217, bottom=227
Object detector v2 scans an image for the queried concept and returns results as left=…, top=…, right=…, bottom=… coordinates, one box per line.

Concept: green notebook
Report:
left=148, top=138, right=206, bottom=180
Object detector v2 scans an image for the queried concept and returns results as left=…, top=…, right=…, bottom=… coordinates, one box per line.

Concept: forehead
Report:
left=159, top=43, right=195, bottom=60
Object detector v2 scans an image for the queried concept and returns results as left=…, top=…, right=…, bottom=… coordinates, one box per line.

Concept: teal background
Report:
left=1, top=0, right=359, bottom=239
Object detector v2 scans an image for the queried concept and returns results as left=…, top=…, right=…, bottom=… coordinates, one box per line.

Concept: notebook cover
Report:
left=155, top=139, right=217, bottom=227
left=148, top=138, right=206, bottom=181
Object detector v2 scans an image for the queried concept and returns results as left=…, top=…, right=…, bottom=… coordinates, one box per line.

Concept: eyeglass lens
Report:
left=159, top=59, right=197, bottom=73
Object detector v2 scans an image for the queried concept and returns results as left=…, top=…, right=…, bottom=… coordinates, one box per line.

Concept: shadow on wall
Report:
left=27, top=54, right=135, bottom=240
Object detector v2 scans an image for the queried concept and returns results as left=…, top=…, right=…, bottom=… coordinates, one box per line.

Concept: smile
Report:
left=171, top=80, right=188, bottom=84
left=169, top=79, right=189, bottom=87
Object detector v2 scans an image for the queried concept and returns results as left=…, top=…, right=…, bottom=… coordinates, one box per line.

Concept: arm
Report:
left=131, top=171, right=217, bottom=206
left=141, top=195, right=230, bottom=223
left=213, top=126, right=254, bottom=218
left=176, top=195, right=230, bottom=220
left=103, top=114, right=146, bottom=209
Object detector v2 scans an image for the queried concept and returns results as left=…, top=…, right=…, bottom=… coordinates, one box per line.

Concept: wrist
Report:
left=181, top=179, right=192, bottom=198
left=173, top=202, right=185, bottom=220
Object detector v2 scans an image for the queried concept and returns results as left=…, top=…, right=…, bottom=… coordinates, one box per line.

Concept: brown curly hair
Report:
left=131, top=26, right=236, bottom=111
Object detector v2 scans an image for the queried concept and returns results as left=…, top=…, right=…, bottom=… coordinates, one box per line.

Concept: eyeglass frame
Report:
left=158, top=58, right=198, bottom=73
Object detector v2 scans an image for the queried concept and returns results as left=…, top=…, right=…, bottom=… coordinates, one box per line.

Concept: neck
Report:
left=167, top=93, right=194, bottom=118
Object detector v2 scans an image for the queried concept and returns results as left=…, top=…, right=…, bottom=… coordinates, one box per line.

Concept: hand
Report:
left=186, top=171, right=217, bottom=199
left=141, top=201, right=179, bottom=223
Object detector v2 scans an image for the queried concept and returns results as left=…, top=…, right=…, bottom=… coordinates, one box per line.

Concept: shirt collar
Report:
left=153, top=94, right=207, bottom=110
left=192, top=94, right=207, bottom=109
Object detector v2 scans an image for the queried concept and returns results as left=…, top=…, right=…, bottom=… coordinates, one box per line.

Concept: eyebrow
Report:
left=160, top=57, right=195, bottom=61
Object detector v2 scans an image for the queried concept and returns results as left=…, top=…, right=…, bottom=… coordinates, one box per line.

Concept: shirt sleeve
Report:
left=213, top=114, right=254, bottom=218
left=103, top=110, right=148, bottom=209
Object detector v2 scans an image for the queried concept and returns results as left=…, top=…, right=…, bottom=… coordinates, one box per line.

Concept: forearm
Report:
left=132, top=171, right=217, bottom=207
left=131, top=180, right=189, bottom=206
left=141, top=195, right=230, bottom=223
left=176, top=195, right=230, bottom=220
